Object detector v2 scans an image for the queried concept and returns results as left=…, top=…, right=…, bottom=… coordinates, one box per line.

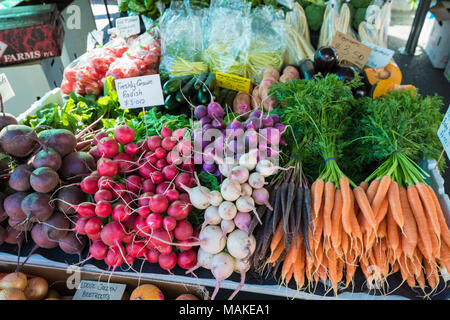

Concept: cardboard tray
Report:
left=0, top=259, right=209, bottom=300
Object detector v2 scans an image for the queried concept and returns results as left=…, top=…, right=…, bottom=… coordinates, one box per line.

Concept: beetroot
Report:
left=60, top=152, right=95, bottom=182
left=29, top=167, right=59, bottom=193
left=0, top=225, right=6, bottom=245
left=31, top=147, right=62, bottom=171
left=31, top=224, right=59, bottom=249
left=21, top=192, right=54, bottom=222
left=56, top=185, right=86, bottom=215
left=59, top=232, right=86, bottom=254
left=8, top=165, right=32, bottom=191
left=0, top=124, right=38, bottom=157
left=4, top=192, right=28, bottom=220
left=37, top=129, right=77, bottom=157
left=42, top=212, right=70, bottom=240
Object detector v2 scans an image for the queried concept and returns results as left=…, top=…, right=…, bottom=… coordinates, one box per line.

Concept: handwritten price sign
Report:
left=331, top=31, right=372, bottom=69
left=438, top=107, right=450, bottom=160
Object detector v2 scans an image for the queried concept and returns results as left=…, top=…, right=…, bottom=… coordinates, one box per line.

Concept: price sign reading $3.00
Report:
left=331, top=31, right=373, bottom=69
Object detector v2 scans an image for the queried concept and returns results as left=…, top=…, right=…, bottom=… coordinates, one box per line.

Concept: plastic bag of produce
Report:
left=106, top=32, right=161, bottom=79
left=280, top=0, right=315, bottom=63
left=317, top=0, right=343, bottom=48
left=159, top=1, right=207, bottom=77
left=358, top=0, right=391, bottom=47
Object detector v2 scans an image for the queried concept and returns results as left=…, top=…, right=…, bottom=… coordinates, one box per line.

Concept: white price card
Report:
left=362, top=41, right=395, bottom=68
left=115, top=16, right=140, bottom=38
left=115, top=74, right=165, bottom=109
left=73, top=280, right=126, bottom=300
left=0, top=73, right=15, bottom=102
left=438, top=107, right=450, bottom=160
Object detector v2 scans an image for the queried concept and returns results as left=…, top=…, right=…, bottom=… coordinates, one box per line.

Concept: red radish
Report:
left=97, top=158, right=118, bottom=177
left=89, top=240, right=108, bottom=260
left=75, top=203, right=96, bottom=218
left=146, top=213, right=163, bottom=230
left=157, top=244, right=173, bottom=255
left=125, top=175, right=142, bottom=194
left=95, top=200, right=112, bottom=218
left=147, top=136, right=162, bottom=151
left=174, top=220, right=193, bottom=241
left=174, top=173, right=195, bottom=191
left=114, top=125, right=136, bottom=145
left=167, top=149, right=182, bottom=165
left=111, top=204, right=130, bottom=222
left=150, top=171, right=164, bottom=184
left=100, top=221, right=125, bottom=247
left=81, top=176, right=99, bottom=194
left=177, top=140, right=192, bottom=156
left=111, top=182, right=126, bottom=198
left=179, top=193, right=190, bottom=203
left=161, top=127, right=172, bottom=138
left=125, top=255, right=135, bottom=265
left=126, top=241, right=147, bottom=258
left=94, top=189, right=113, bottom=202
left=167, top=200, right=191, bottom=220
left=133, top=215, right=150, bottom=237
left=178, top=239, right=193, bottom=251
left=158, top=252, right=177, bottom=271
left=161, top=136, right=177, bottom=151
left=105, top=247, right=124, bottom=267
left=88, top=232, right=101, bottom=241
left=85, top=216, right=102, bottom=234
left=97, top=137, right=119, bottom=158
left=180, top=159, right=195, bottom=172
left=94, top=132, right=109, bottom=145
left=146, top=228, right=172, bottom=247
left=137, top=139, right=150, bottom=154
left=155, top=158, right=168, bottom=170
left=142, top=179, right=156, bottom=193
left=123, top=214, right=136, bottom=230
left=122, top=232, right=134, bottom=244
left=154, top=147, right=167, bottom=160
left=162, top=165, right=178, bottom=181
left=120, top=194, right=134, bottom=207
left=113, top=153, right=134, bottom=173
left=124, top=143, right=139, bottom=155
left=74, top=217, right=88, bottom=235
left=98, top=176, right=114, bottom=190
left=138, top=162, right=156, bottom=179
left=137, top=192, right=153, bottom=217
left=149, top=194, right=168, bottom=213
left=89, top=146, right=101, bottom=160
left=165, top=189, right=179, bottom=202
left=177, top=249, right=197, bottom=269
left=163, top=216, right=177, bottom=232
left=146, top=249, right=160, bottom=263
left=156, top=181, right=175, bottom=195
left=145, top=153, right=159, bottom=166
left=173, top=128, right=186, bottom=141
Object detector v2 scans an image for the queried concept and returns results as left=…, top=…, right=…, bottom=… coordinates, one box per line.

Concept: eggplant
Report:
left=353, top=86, right=368, bottom=99
left=299, top=59, right=316, bottom=80
left=314, top=46, right=338, bottom=71
left=331, top=64, right=358, bottom=83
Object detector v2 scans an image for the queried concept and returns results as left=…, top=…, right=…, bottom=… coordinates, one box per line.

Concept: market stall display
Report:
left=0, top=0, right=448, bottom=301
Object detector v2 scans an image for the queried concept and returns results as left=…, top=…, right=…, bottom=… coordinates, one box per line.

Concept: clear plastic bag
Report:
left=318, top=0, right=342, bottom=48
left=159, top=1, right=208, bottom=77
left=358, top=0, right=392, bottom=47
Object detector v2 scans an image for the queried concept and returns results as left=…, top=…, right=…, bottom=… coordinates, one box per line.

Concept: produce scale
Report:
left=0, top=0, right=448, bottom=301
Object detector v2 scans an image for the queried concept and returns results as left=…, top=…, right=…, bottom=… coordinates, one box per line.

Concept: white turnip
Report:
left=252, top=187, right=273, bottom=210
left=248, top=172, right=266, bottom=189
left=238, top=150, right=258, bottom=171
left=240, top=183, right=253, bottom=197
left=208, top=190, right=223, bottom=206
left=185, top=248, right=214, bottom=274
left=230, top=166, right=249, bottom=184
left=221, top=219, right=235, bottom=239
left=220, top=178, right=241, bottom=202
left=234, top=212, right=251, bottom=233
left=226, top=229, right=256, bottom=259
left=218, top=201, right=237, bottom=220
left=198, top=225, right=226, bottom=254
left=201, top=206, right=221, bottom=230
left=210, top=252, right=235, bottom=300
left=228, top=258, right=251, bottom=300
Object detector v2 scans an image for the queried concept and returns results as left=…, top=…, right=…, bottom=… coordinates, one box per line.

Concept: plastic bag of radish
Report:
left=75, top=124, right=202, bottom=273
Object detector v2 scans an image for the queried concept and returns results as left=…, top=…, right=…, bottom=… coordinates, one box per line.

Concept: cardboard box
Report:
left=425, top=2, right=450, bottom=69
left=0, top=261, right=209, bottom=300
left=0, top=4, right=65, bottom=66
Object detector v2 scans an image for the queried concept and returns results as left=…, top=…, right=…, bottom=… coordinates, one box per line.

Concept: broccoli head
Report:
left=305, top=4, right=326, bottom=32
left=350, top=0, right=372, bottom=9
left=352, top=7, right=367, bottom=30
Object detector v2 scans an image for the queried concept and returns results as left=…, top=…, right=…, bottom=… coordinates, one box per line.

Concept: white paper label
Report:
left=73, top=280, right=126, bottom=300
left=362, top=41, right=395, bottom=68
left=115, top=74, right=164, bottom=109
left=115, top=16, right=140, bottom=38
left=0, top=73, right=15, bottom=102
left=437, top=107, right=450, bottom=160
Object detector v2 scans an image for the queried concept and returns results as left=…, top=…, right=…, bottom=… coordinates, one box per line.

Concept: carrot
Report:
left=293, top=260, right=305, bottom=290
left=399, top=187, right=418, bottom=258
left=416, top=268, right=426, bottom=292
left=367, top=179, right=381, bottom=203
left=427, top=218, right=440, bottom=259
left=313, top=203, right=324, bottom=245
left=327, top=249, right=338, bottom=295
left=331, top=189, right=343, bottom=250
left=423, top=259, right=439, bottom=290
left=270, top=220, right=284, bottom=253
left=371, top=175, right=391, bottom=215
left=340, top=177, right=353, bottom=236
left=341, top=230, right=350, bottom=260
left=345, top=250, right=357, bottom=287
left=407, top=185, right=433, bottom=260
left=285, top=236, right=299, bottom=267
left=354, top=186, right=377, bottom=232
left=337, top=259, right=344, bottom=283
left=387, top=181, right=405, bottom=231
left=318, top=261, right=328, bottom=282
left=416, top=182, right=440, bottom=241
left=323, top=182, right=335, bottom=239
left=386, top=206, right=401, bottom=255
left=426, top=185, right=450, bottom=248
left=377, top=217, right=387, bottom=238
left=376, top=197, right=389, bottom=225
left=312, top=179, right=324, bottom=219
left=285, top=264, right=294, bottom=285
left=392, top=261, right=400, bottom=274
left=360, top=181, right=369, bottom=192
left=349, top=202, right=363, bottom=245
left=373, top=241, right=387, bottom=277
left=438, top=242, right=450, bottom=273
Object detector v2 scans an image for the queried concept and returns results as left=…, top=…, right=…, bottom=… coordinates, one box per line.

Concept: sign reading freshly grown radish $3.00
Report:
left=437, top=107, right=450, bottom=160
left=115, top=74, right=165, bottom=109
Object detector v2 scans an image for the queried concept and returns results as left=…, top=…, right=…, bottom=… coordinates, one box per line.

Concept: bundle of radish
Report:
left=73, top=123, right=203, bottom=274
left=271, top=74, right=363, bottom=295
left=353, top=91, right=448, bottom=296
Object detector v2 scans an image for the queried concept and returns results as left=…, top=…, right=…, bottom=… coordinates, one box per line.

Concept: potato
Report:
left=0, top=288, right=27, bottom=300
left=262, top=66, right=280, bottom=81
left=233, top=93, right=252, bottom=119
left=24, top=277, right=48, bottom=300
left=0, top=272, right=27, bottom=291
left=282, top=66, right=300, bottom=80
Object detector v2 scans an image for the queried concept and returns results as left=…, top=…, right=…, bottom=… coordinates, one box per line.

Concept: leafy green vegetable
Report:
left=198, top=171, right=220, bottom=192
